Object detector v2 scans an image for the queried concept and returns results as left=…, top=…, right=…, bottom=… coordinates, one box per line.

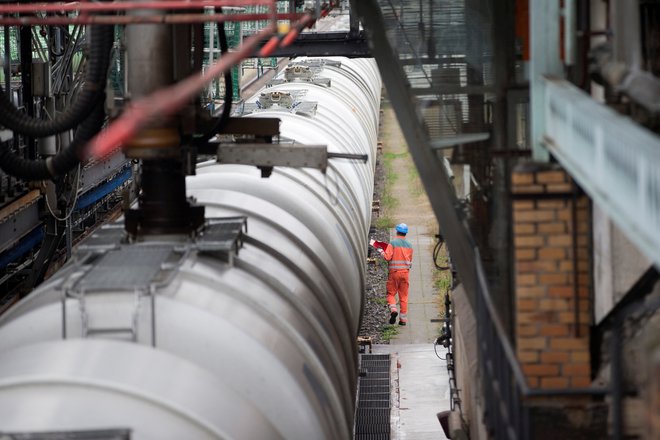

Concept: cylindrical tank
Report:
left=0, top=57, right=381, bottom=439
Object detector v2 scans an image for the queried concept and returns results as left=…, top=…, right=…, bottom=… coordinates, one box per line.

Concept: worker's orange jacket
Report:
left=383, top=236, right=413, bottom=271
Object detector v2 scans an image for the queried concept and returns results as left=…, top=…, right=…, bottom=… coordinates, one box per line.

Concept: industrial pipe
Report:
left=0, top=100, right=106, bottom=180
left=0, top=13, right=303, bottom=26
left=0, top=0, right=275, bottom=14
left=86, top=22, right=294, bottom=160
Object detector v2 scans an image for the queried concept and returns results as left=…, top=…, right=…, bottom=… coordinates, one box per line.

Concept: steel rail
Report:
left=0, top=0, right=273, bottom=14
left=0, top=12, right=303, bottom=26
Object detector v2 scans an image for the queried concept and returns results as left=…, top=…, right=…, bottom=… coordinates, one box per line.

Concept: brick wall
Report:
left=512, top=164, right=591, bottom=389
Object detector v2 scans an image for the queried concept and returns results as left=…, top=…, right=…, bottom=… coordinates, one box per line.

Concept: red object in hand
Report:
left=370, top=240, right=388, bottom=251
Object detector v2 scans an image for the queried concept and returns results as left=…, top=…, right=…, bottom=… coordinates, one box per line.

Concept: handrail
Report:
left=474, top=249, right=528, bottom=390
left=543, top=77, right=660, bottom=270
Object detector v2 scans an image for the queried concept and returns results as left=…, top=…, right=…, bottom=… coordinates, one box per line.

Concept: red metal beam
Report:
left=0, top=0, right=274, bottom=14
left=0, top=12, right=301, bottom=26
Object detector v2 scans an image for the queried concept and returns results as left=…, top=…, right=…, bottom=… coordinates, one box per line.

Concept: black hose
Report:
left=0, top=98, right=106, bottom=180
left=0, top=146, right=49, bottom=179
left=0, top=24, right=113, bottom=181
left=195, top=17, right=233, bottom=145
left=433, top=235, right=450, bottom=270
left=51, top=98, right=106, bottom=176
left=0, top=25, right=113, bottom=137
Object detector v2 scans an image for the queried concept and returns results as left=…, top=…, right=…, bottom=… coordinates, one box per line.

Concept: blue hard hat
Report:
left=395, top=223, right=408, bottom=234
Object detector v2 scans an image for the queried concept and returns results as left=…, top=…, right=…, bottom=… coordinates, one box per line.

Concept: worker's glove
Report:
left=378, top=249, right=385, bottom=257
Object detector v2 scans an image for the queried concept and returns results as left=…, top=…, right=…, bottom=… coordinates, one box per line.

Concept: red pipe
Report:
left=86, top=25, right=279, bottom=160
left=0, top=0, right=274, bottom=14
left=279, top=13, right=315, bottom=48
left=0, top=12, right=304, bottom=26
left=279, top=28, right=299, bottom=48
left=258, top=35, right=280, bottom=57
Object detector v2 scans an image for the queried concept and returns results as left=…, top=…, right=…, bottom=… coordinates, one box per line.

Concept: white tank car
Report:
left=0, top=57, right=381, bottom=439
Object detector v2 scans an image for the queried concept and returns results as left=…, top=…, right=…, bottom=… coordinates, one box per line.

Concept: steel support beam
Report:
left=490, top=0, right=517, bottom=337
left=0, top=190, right=41, bottom=253
left=353, top=0, right=483, bottom=305
left=216, top=143, right=328, bottom=173
left=79, top=152, right=130, bottom=194
left=398, top=56, right=472, bottom=66
left=611, top=0, right=641, bottom=68
left=258, top=31, right=370, bottom=58
left=430, top=133, right=490, bottom=150
left=411, top=84, right=495, bottom=95
left=19, top=25, right=35, bottom=159
left=348, top=0, right=359, bottom=37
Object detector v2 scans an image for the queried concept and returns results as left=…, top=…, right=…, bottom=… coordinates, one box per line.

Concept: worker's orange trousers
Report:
left=386, top=269, right=409, bottom=318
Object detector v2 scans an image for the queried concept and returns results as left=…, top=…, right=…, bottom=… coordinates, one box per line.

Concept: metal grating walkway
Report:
left=354, top=354, right=391, bottom=440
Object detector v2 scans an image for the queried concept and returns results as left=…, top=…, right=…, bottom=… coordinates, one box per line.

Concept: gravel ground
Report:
left=358, top=145, right=393, bottom=344
left=360, top=228, right=392, bottom=344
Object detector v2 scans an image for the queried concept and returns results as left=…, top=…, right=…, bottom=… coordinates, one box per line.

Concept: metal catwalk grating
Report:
left=354, top=408, right=391, bottom=433
left=360, top=359, right=390, bottom=371
left=362, top=354, right=390, bottom=360
left=359, top=384, right=390, bottom=394
left=354, top=354, right=391, bottom=439
left=360, top=378, right=390, bottom=387
left=75, top=246, right=175, bottom=292
left=357, top=400, right=391, bottom=409
left=358, top=392, right=389, bottom=402
left=362, top=372, right=390, bottom=380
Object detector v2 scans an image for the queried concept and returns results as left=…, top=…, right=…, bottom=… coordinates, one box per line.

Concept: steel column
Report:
left=490, top=0, right=517, bottom=336
left=530, top=0, right=562, bottom=161
left=126, top=1, right=174, bottom=98
left=19, top=25, right=35, bottom=159
left=260, top=31, right=370, bottom=58
left=348, top=0, right=359, bottom=37
left=611, top=0, right=641, bottom=68
left=3, top=26, right=10, bottom=96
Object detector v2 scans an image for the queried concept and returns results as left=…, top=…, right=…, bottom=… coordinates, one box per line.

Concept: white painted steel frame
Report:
left=543, top=77, right=660, bottom=270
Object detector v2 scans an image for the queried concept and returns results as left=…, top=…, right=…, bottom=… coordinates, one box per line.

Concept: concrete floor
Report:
left=374, top=225, right=450, bottom=439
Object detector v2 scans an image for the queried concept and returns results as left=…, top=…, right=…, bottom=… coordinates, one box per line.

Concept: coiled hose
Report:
left=0, top=25, right=113, bottom=138
left=195, top=17, right=233, bottom=145
left=0, top=24, right=113, bottom=180
left=0, top=97, right=106, bottom=180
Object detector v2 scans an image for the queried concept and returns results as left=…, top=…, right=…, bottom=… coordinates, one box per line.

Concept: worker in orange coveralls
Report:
left=377, top=223, right=413, bottom=326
